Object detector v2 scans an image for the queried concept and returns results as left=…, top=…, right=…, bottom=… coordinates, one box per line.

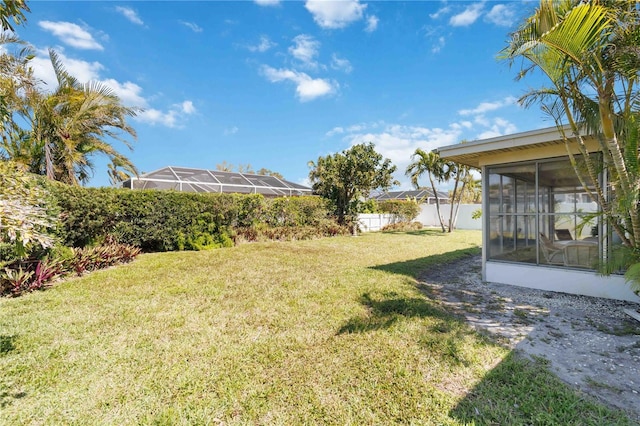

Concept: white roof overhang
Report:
left=437, top=125, right=596, bottom=168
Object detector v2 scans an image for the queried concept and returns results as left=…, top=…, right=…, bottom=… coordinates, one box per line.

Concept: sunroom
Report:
left=438, top=126, right=640, bottom=302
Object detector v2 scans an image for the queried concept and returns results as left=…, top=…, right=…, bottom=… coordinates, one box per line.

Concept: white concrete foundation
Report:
left=486, top=262, right=640, bottom=303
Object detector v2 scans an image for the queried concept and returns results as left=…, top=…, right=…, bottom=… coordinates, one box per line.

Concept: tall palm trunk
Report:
left=429, top=174, right=446, bottom=232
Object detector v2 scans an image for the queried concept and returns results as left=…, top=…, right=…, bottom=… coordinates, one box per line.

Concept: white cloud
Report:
left=101, top=78, right=148, bottom=107
left=485, top=4, right=516, bottom=27
left=347, top=124, right=366, bottom=132
left=289, top=34, right=320, bottom=68
left=38, top=21, right=103, bottom=50
left=180, top=20, right=203, bottom=33
left=248, top=35, right=276, bottom=52
left=254, top=0, right=280, bottom=6
left=261, top=65, right=337, bottom=102
left=305, top=0, right=367, bottom=29
left=326, top=126, right=344, bottom=137
left=458, top=96, right=517, bottom=116
left=431, top=36, right=445, bottom=54
left=455, top=97, right=519, bottom=139
left=137, top=109, right=178, bottom=128
left=30, top=49, right=103, bottom=88
left=326, top=111, right=519, bottom=187
left=115, top=6, right=144, bottom=26
left=182, top=100, right=196, bottom=114
left=327, top=121, right=465, bottom=189
left=449, top=3, right=484, bottom=27
left=137, top=100, right=195, bottom=128
left=430, top=6, right=451, bottom=19
left=476, top=117, right=517, bottom=139
left=365, top=15, right=379, bottom=32
left=28, top=48, right=195, bottom=128
left=331, top=54, right=352, bottom=73
left=224, top=126, right=239, bottom=135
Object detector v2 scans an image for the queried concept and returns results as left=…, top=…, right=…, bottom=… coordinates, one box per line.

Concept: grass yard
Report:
left=0, top=230, right=634, bottom=425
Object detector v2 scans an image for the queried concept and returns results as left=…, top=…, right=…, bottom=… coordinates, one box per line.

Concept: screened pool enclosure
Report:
left=122, top=166, right=312, bottom=197
left=372, top=189, right=450, bottom=204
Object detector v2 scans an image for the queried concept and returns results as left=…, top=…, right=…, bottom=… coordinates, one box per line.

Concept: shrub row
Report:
left=360, top=199, right=421, bottom=221
left=376, top=200, right=421, bottom=222
left=45, top=183, right=346, bottom=252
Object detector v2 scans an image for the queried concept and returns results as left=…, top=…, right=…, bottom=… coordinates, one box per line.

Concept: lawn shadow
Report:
left=369, top=248, right=480, bottom=278
left=338, top=249, right=480, bottom=334
left=337, top=291, right=459, bottom=334
left=447, top=352, right=634, bottom=424
left=378, top=229, right=452, bottom=237
left=0, top=334, right=26, bottom=409
left=0, top=334, right=17, bottom=355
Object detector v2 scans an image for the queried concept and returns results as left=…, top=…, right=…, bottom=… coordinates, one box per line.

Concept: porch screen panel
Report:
left=489, top=156, right=601, bottom=269
left=487, top=163, right=537, bottom=264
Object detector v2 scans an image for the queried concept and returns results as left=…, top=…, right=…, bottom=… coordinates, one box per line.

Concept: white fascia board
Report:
left=438, top=125, right=576, bottom=158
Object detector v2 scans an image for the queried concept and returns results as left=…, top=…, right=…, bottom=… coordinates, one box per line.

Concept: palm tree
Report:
left=406, top=148, right=448, bottom=232
left=446, top=162, right=472, bottom=233
left=500, top=0, right=640, bottom=287
left=0, top=0, right=30, bottom=32
left=11, top=49, right=139, bottom=185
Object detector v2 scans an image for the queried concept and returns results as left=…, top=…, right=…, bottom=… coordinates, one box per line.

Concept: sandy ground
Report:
left=418, top=255, right=640, bottom=422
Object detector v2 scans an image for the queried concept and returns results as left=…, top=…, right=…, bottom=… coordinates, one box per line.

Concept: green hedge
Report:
left=376, top=199, right=421, bottom=222
left=45, top=183, right=341, bottom=252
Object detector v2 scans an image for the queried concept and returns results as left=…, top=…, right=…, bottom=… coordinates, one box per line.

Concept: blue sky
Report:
left=15, top=0, right=550, bottom=189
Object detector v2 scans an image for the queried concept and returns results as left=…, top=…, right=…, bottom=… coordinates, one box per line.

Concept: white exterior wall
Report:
left=486, top=262, right=640, bottom=303
left=417, top=204, right=482, bottom=230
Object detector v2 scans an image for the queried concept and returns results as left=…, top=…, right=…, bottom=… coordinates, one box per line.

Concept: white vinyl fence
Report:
left=358, top=204, right=482, bottom=233
left=357, top=214, right=397, bottom=232
left=417, top=204, right=482, bottom=230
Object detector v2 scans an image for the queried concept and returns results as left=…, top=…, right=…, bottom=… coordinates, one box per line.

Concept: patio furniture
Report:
left=539, top=233, right=565, bottom=265
left=563, top=242, right=599, bottom=268
left=555, top=229, right=573, bottom=241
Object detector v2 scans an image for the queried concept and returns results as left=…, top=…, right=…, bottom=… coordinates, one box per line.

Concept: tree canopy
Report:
left=0, top=23, right=138, bottom=186
left=308, top=143, right=398, bottom=225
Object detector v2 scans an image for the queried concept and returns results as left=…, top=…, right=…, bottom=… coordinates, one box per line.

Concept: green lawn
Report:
left=0, top=230, right=633, bottom=425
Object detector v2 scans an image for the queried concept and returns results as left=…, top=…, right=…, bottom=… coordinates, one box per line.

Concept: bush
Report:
left=264, top=196, right=330, bottom=227
left=381, top=221, right=423, bottom=232
left=46, top=184, right=339, bottom=252
left=47, top=185, right=242, bottom=252
left=377, top=200, right=421, bottom=222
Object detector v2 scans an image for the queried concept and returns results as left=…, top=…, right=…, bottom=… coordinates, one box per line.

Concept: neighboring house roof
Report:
left=122, top=166, right=312, bottom=197
left=373, top=189, right=449, bottom=201
left=437, top=124, right=593, bottom=168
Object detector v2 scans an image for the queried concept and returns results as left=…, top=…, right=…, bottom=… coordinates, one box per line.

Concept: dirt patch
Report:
left=419, top=254, right=640, bottom=422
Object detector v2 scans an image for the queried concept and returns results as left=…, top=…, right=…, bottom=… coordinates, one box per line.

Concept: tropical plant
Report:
left=0, top=161, right=56, bottom=258
left=407, top=149, right=447, bottom=232
left=3, top=49, right=138, bottom=185
left=406, top=149, right=471, bottom=233
left=1, top=266, right=33, bottom=295
left=308, top=142, right=398, bottom=227
left=500, top=0, right=640, bottom=290
left=0, top=0, right=29, bottom=32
